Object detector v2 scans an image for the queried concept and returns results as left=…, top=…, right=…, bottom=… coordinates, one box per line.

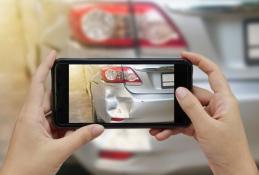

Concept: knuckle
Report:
left=210, top=63, right=221, bottom=74
left=195, top=53, right=204, bottom=59
left=211, top=62, right=219, bottom=69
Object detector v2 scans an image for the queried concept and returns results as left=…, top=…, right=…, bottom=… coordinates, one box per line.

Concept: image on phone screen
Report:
left=68, top=64, right=175, bottom=124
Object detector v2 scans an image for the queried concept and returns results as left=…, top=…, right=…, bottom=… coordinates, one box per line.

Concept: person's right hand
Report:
left=150, top=52, right=258, bottom=175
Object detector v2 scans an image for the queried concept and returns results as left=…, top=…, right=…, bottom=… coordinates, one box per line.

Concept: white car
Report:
left=37, top=0, right=259, bottom=174
left=90, top=64, right=175, bottom=123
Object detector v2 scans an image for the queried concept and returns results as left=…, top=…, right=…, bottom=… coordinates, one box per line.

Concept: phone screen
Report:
left=53, top=59, right=192, bottom=128
left=69, top=64, right=175, bottom=124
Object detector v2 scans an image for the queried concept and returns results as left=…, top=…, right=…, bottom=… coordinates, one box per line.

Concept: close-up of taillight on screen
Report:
left=69, top=2, right=187, bottom=49
left=101, top=66, right=142, bottom=85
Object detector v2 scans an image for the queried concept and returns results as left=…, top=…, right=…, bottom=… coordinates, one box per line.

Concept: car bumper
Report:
left=91, top=82, right=174, bottom=123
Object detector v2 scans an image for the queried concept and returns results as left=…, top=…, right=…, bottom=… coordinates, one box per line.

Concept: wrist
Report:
left=1, top=164, right=24, bottom=175
left=211, top=151, right=257, bottom=175
left=1, top=160, right=37, bottom=175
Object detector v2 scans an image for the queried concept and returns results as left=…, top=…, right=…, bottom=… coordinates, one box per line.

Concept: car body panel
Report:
left=123, top=64, right=174, bottom=94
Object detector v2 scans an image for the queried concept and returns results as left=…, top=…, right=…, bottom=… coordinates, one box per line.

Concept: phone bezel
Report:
left=52, top=58, right=192, bottom=128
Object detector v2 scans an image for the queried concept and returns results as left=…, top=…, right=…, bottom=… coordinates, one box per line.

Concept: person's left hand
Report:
left=0, top=51, right=104, bottom=175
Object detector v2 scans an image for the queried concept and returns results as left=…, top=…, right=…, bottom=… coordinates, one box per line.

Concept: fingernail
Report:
left=91, top=125, right=104, bottom=137
left=176, top=87, right=188, bottom=99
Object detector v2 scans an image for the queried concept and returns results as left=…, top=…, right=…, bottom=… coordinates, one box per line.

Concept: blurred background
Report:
left=0, top=0, right=259, bottom=174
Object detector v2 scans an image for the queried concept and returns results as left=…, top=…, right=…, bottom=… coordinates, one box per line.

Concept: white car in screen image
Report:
left=38, top=0, right=259, bottom=174
left=89, top=64, right=174, bottom=123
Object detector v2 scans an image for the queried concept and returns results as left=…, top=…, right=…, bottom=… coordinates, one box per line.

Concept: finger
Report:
left=181, top=51, right=230, bottom=94
left=155, top=129, right=182, bottom=141
left=181, top=125, right=195, bottom=136
left=28, top=50, right=56, bottom=107
left=176, top=87, right=213, bottom=129
left=193, top=86, right=213, bottom=106
left=149, top=129, right=163, bottom=136
left=43, top=90, right=52, bottom=114
left=56, top=124, right=104, bottom=158
left=32, top=50, right=56, bottom=84
left=42, top=117, right=52, bottom=136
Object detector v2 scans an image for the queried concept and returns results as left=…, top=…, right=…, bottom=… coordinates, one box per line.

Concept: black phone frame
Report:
left=52, top=58, right=192, bottom=128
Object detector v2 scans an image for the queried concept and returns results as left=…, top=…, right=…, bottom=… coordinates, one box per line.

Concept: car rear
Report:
left=91, top=64, right=174, bottom=123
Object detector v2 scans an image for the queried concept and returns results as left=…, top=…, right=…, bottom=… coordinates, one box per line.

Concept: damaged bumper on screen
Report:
left=91, top=82, right=174, bottom=123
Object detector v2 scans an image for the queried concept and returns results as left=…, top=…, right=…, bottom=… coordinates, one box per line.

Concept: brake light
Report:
left=69, top=3, right=187, bottom=48
left=111, top=117, right=125, bottom=122
left=99, top=150, right=134, bottom=160
left=101, top=66, right=141, bottom=85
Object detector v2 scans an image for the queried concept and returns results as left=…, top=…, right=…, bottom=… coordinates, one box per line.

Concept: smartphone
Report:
left=52, top=58, right=192, bottom=128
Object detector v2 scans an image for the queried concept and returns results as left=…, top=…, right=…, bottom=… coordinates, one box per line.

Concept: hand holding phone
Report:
left=52, top=58, right=192, bottom=128
left=150, top=52, right=258, bottom=175
left=0, top=51, right=104, bottom=175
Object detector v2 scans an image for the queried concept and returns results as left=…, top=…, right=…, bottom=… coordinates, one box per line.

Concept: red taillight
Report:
left=111, top=117, right=125, bottom=122
left=101, top=66, right=141, bottom=85
left=69, top=3, right=187, bottom=48
left=99, top=150, right=134, bottom=160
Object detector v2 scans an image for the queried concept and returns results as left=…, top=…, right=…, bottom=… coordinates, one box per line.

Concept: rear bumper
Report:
left=91, top=82, right=174, bottom=123
left=75, top=133, right=207, bottom=175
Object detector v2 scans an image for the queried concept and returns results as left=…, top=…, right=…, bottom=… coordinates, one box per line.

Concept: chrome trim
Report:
left=167, top=0, right=259, bottom=16
left=136, top=66, right=174, bottom=72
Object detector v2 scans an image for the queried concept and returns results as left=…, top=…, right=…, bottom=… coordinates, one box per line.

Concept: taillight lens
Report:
left=69, top=3, right=187, bottom=48
left=99, top=150, right=134, bottom=160
left=111, top=117, right=125, bottom=122
left=101, top=66, right=141, bottom=85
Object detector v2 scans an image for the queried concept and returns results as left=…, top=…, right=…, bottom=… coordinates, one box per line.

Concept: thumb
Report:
left=57, top=124, right=104, bottom=158
left=176, top=87, right=212, bottom=129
